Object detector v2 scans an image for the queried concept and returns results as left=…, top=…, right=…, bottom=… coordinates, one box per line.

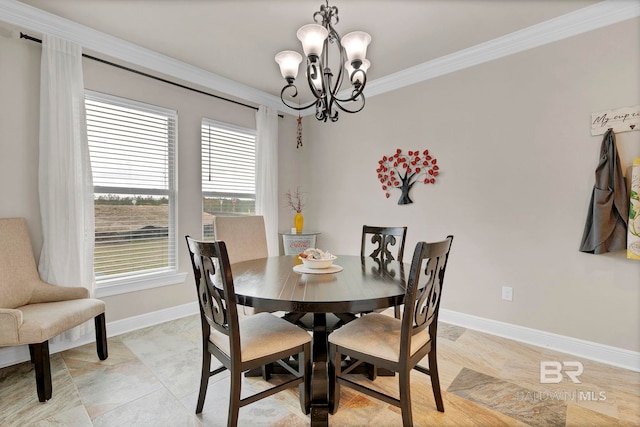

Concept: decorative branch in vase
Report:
left=285, top=187, right=305, bottom=233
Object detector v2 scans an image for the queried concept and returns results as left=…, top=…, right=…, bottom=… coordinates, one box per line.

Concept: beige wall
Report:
left=1, top=17, right=638, bottom=353
left=300, top=18, right=640, bottom=352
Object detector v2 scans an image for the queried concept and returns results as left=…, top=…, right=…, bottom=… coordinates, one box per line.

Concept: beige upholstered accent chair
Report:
left=0, top=218, right=107, bottom=402
left=329, top=236, right=454, bottom=427
left=212, top=215, right=268, bottom=265
left=185, top=237, right=311, bottom=426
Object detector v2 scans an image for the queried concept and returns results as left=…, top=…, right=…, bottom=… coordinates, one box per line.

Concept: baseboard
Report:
left=0, top=301, right=199, bottom=369
left=104, top=301, right=199, bottom=337
left=2, top=304, right=637, bottom=373
left=439, top=309, right=640, bottom=372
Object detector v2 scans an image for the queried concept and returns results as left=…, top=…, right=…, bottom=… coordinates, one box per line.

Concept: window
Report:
left=201, top=119, right=256, bottom=239
left=86, top=91, right=184, bottom=296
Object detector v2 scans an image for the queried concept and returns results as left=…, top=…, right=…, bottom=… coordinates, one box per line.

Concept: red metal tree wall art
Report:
left=376, top=148, right=439, bottom=205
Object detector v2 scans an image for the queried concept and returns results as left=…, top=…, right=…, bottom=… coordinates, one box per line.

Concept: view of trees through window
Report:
left=94, top=195, right=171, bottom=277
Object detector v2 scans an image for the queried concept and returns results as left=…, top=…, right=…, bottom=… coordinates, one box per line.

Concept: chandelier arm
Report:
left=305, top=58, right=325, bottom=100
left=350, top=69, right=367, bottom=90
left=333, top=69, right=367, bottom=103
left=315, top=98, right=329, bottom=122
left=332, top=93, right=366, bottom=114
left=318, top=104, right=338, bottom=122
left=332, top=89, right=365, bottom=105
left=280, top=85, right=322, bottom=112
left=329, top=32, right=347, bottom=97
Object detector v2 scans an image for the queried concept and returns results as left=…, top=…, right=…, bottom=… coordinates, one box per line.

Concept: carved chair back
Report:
left=361, top=225, right=407, bottom=263
left=185, top=237, right=241, bottom=364
left=401, top=236, right=454, bottom=360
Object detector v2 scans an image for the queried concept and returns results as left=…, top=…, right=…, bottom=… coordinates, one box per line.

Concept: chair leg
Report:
left=32, top=341, right=52, bottom=402
left=94, top=313, right=108, bottom=360
left=328, top=344, right=340, bottom=414
left=228, top=370, right=241, bottom=427
left=196, top=349, right=211, bottom=414
left=428, top=349, right=444, bottom=412
left=399, top=369, right=412, bottom=427
left=298, top=343, right=311, bottom=414
left=394, top=304, right=402, bottom=319
left=261, top=363, right=272, bottom=381
left=366, top=363, right=378, bottom=381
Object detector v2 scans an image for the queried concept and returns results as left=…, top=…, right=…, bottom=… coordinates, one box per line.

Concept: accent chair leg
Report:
left=95, top=313, right=108, bottom=360
left=32, top=341, right=52, bottom=402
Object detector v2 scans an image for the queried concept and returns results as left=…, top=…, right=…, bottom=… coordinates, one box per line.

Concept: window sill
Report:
left=95, top=270, right=188, bottom=298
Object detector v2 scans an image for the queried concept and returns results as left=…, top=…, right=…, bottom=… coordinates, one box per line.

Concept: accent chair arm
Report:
left=0, top=308, right=23, bottom=346
left=29, top=280, right=90, bottom=304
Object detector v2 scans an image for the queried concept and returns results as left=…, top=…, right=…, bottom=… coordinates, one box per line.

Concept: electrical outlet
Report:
left=502, top=286, right=513, bottom=301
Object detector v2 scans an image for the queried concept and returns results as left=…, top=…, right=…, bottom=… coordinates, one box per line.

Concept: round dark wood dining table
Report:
left=227, top=255, right=408, bottom=427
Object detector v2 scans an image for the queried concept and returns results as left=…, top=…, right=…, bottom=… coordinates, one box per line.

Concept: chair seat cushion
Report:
left=210, top=312, right=311, bottom=362
left=3, top=298, right=106, bottom=345
left=328, top=313, right=430, bottom=363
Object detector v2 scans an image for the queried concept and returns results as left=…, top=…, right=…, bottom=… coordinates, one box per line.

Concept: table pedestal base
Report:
left=310, top=313, right=330, bottom=426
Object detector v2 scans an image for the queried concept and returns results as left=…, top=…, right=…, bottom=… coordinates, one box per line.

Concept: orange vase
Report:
left=294, top=212, right=304, bottom=233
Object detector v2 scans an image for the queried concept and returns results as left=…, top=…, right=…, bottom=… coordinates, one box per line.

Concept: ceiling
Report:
left=13, top=0, right=603, bottom=104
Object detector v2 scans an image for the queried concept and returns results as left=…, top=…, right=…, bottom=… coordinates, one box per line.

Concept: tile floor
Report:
left=1, top=314, right=638, bottom=426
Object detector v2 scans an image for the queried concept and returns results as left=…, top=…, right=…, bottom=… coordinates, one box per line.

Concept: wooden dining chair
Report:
left=361, top=225, right=407, bottom=263
left=185, top=236, right=311, bottom=427
left=329, top=236, right=454, bottom=427
left=361, top=225, right=407, bottom=318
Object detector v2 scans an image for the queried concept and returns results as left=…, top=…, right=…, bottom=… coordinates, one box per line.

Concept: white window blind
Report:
left=86, top=91, right=177, bottom=283
left=201, top=119, right=256, bottom=239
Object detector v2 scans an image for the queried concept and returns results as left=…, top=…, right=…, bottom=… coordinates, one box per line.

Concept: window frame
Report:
left=85, top=90, right=186, bottom=297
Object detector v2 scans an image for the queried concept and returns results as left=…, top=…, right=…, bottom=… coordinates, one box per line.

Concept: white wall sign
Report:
left=591, top=105, right=640, bottom=136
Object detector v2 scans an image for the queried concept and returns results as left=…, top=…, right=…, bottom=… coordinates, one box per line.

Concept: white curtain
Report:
left=38, top=35, right=95, bottom=338
left=255, top=106, right=279, bottom=255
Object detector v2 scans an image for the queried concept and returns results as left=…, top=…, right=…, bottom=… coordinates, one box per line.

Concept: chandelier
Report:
left=275, top=1, right=371, bottom=122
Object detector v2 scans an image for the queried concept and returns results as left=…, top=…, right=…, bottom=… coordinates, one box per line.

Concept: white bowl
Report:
left=299, top=255, right=337, bottom=269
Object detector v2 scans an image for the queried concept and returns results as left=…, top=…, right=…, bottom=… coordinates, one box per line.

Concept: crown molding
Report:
left=1, top=0, right=638, bottom=117
left=359, top=0, right=640, bottom=99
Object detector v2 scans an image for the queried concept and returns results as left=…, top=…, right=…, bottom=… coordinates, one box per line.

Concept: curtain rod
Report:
left=20, top=32, right=283, bottom=118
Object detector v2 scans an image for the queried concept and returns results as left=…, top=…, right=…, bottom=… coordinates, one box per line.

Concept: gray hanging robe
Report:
left=579, top=129, right=629, bottom=254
